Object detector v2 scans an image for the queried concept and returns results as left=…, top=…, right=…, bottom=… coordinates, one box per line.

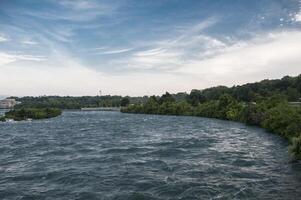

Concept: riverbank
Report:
left=121, top=95, right=301, bottom=160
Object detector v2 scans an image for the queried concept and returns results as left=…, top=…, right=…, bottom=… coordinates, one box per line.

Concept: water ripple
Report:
left=0, top=111, right=300, bottom=199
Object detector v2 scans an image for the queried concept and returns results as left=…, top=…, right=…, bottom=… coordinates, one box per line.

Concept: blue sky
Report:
left=0, top=0, right=301, bottom=96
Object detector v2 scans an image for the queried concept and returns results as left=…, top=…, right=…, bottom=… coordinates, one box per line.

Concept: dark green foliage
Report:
left=121, top=97, right=193, bottom=116
left=239, top=103, right=264, bottom=126
left=13, top=95, right=149, bottom=109
left=4, top=108, right=62, bottom=121
left=195, top=101, right=219, bottom=118
left=159, top=92, right=175, bottom=104
left=0, top=116, right=5, bottom=122
left=262, top=104, right=301, bottom=138
left=172, top=92, right=189, bottom=102
left=289, top=136, right=301, bottom=160
left=286, top=87, right=300, bottom=101
left=14, top=96, right=120, bottom=109
left=187, top=89, right=205, bottom=106
left=202, top=86, right=231, bottom=101
left=120, top=97, right=130, bottom=107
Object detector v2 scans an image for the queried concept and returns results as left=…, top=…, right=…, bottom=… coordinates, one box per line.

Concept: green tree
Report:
left=187, top=89, right=205, bottom=106
left=120, top=97, right=130, bottom=107
left=159, top=92, right=175, bottom=104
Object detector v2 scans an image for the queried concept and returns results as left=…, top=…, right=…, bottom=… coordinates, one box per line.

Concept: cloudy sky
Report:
left=0, top=0, right=301, bottom=96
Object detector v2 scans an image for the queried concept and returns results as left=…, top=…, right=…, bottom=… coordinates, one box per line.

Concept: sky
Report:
left=0, top=0, right=301, bottom=97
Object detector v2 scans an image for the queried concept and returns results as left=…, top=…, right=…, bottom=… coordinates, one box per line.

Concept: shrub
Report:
left=289, top=135, right=301, bottom=160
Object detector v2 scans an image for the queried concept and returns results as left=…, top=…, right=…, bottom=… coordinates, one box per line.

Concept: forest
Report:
left=13, top=95, right=136, bottom=109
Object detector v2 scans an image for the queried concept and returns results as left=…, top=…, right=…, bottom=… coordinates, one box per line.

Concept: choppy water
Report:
left=0, top=111, right=301, bottom=200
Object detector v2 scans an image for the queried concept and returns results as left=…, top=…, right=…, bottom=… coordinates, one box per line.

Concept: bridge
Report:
left=289, top=102, right=301, bottom=107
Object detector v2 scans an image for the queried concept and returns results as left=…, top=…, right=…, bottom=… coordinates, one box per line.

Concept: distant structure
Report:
left=0, top=98, right=21, bottom=109
left=81, top=107, right=121, bottom=111
left=289, top=98, right=301, bottom=107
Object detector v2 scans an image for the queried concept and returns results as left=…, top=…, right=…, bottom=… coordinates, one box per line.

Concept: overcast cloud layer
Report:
left=0, top=0, right=301, bottom=96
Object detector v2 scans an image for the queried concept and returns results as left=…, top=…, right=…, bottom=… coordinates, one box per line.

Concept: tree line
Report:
left=13, top=95, right=134, bottom=109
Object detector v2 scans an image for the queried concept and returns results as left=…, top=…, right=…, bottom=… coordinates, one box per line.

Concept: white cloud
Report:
left=133, top=48, right=166, bottom=57
left=129, top=50, right=182, bottom=70
left=15, top=55, right=45, bottom=62
left=175, top=31, right=301, bottom=85
left=294, top=1, right=301, bottom=22
left=0, top=56, right=197, bottom=96
left=0, top=35, right=8, bottom=42
left=22, top=39, right=38, bottom=45
left=0, top=52, right=45, bottom=66
left=0, top=53, right=15, bottom=65
left=296, top=12, right=301, bottom=22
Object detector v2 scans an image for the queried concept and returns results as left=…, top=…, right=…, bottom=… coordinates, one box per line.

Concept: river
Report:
left=0, top=111, right=300, bottom=199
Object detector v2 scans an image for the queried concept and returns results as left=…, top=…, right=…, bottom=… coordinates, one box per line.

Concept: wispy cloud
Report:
left=56, top=0, right=98, bottom=10
left=22, top=39, right=38, bottom=45
left=24, top=10, right=100, bottom=22
left=133, top=48, right=166, bottom=57
left=23, top=0, right=119, bottom=22
left=109, top=17, right=301, bottom=90
left=122, top=18, right=225, bottom=70
left=0, top=52, right=45, bottom=66
left=96, top=48, right=134, bottom=55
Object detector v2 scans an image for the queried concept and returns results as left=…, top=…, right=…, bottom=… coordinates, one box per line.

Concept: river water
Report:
left=0, top=111, right=300, bottom=200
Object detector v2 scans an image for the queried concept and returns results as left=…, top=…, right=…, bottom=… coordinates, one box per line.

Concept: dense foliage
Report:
left=194, top=75, right=301, bottom=102
left=13, top=95, right=147, bottom=109
left=1, top=108, right=62, bottom=121
left=122, top=75, right=301, bottom=160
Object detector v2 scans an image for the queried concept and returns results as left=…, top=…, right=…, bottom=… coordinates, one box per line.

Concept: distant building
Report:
left=0, top=98, right=21, bottom=109
left=289, top=102, right=301, bottom=106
